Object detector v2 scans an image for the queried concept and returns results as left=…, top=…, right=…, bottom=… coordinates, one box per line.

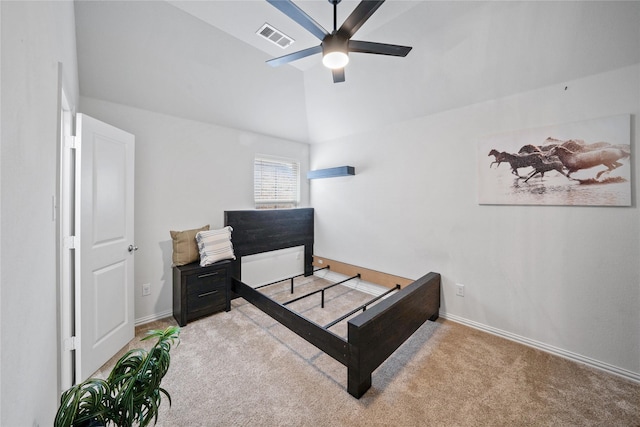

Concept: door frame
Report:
left=57, top=70, right=76, bottom=393
left=57, top=72, right=136, bottom=392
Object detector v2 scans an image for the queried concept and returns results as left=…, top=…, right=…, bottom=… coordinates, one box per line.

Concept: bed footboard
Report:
left=346, top=272, right=441, bottom=398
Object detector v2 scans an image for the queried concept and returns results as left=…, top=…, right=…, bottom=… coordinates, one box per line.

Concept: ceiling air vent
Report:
left=256, top=23, right=294, bottom=49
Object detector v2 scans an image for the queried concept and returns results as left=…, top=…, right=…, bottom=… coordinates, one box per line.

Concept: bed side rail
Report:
left=347, top=272, right=441, bottom=398
left=232, top=278, right=349, bottom=365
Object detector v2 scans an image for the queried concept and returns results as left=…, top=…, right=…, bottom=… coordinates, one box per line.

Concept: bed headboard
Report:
left=224, top=208, right=314, bottom=280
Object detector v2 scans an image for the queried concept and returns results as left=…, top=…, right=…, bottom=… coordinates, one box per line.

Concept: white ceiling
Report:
left=74, top=1, right=640, bottom=144
left=167, top=0, right=422, bottom=71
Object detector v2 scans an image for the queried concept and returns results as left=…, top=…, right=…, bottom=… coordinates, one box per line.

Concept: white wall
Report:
left=79, top=97, right=310, bottom=323
left=0, top=1, right=79, bottom=425
left=310, top=65, right=640, bottom=380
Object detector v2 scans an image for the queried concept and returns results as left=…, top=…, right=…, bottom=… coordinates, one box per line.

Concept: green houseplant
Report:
left=55, top=326, right=180, bottom=427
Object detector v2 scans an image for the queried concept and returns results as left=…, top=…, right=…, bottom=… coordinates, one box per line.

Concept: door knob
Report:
left=128, top=245, right=138, bottom=253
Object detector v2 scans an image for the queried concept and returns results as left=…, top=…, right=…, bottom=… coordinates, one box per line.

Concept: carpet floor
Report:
left=97, top=278, right=639, bottom=426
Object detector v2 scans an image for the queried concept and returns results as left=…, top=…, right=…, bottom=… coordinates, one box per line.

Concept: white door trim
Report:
left=58, top=73, right=76, bottom=393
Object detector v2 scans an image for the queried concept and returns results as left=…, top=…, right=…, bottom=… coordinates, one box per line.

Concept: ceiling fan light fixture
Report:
left=322, top=50, right=349, bottom=69
left=321, top=34, right=349, bottom=69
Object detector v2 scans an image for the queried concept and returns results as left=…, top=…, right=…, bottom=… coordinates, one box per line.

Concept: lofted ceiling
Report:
left=74, top=1, right=640, bottom=144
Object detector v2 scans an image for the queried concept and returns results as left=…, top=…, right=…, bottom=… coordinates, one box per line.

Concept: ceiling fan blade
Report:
left=266, top=45, right=323, bottom=67
left=332, top=68, right=345, bottom=83
left=266, top=0, right=329, bottom=41
left=349, top=40, right=412, bottom=56
left=337, top=0, right=385, bottom=39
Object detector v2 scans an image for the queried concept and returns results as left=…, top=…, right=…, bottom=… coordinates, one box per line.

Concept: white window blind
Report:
left=254, top=156, right=300, bottom=209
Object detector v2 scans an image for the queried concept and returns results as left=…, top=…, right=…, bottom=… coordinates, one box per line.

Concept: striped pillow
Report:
left=195, top=226, right=236, bottom=266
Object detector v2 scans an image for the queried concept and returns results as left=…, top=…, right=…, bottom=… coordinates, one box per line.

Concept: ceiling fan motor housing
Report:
left=322, top=35, right=349, bottom=56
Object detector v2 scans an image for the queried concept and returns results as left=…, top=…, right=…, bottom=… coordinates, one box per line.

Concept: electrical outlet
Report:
left=142, top=283, right=151, bottom=296
left=456, top=283, right=465, bottom=297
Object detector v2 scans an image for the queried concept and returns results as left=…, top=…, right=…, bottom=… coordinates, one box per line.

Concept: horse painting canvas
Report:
left=477, top=114, right=631, bottom=206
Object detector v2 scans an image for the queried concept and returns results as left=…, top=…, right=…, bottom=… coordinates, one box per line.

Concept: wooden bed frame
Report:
left=224, top=208, right=441, bottom=398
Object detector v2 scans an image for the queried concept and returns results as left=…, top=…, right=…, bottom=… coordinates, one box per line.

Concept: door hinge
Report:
left=64, top=336, right=77, bottom=351
left=64, top=236, right=77, bottom=250
left=65, top=135, right=78, bottom=149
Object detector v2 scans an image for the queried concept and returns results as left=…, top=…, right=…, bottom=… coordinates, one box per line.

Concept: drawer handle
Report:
left=198, top=272, right=219, bottom=279
left=198, top=290, right=219, bottom=298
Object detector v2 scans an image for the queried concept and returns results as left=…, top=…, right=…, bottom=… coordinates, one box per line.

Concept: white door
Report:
left=75, top=114, right=135, bottom=381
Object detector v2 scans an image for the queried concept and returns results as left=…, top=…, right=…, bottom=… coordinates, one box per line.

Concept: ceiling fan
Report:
left=266, top=0, right=412, bottom=83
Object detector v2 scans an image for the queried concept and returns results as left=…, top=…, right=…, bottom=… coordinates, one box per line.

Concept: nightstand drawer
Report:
left=187, top=286, right=226, bottom=320
left=186, top=269, right=226, bottom=295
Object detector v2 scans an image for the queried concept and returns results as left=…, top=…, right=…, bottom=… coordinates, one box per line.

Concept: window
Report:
left=254, top=156, right=300, bottom=209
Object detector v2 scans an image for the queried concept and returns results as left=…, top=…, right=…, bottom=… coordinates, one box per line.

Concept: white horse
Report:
left=550, top=145, right=630, bottom=179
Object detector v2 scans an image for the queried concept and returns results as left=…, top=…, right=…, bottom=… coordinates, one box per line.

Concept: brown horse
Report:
left=488, top=149, right=505, bottom=168
left=561, top=139, right=612, bottom=153
left=524, top=155, right=567, bottom=182
left=488, top=149, right=548, bottom=178
left=518, top=144, right=543, bottom=154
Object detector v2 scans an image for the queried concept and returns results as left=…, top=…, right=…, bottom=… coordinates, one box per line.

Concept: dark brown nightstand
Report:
left=172, top=260, right=231, bottom=326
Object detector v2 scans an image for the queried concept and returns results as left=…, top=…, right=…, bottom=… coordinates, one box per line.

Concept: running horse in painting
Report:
left=549, top=145, right=630, bottom=179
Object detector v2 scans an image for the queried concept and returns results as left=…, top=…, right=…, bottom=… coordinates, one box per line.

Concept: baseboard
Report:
left=135, top=309, right=173, bottom=327
left=440, top=312, right=640, bottom=384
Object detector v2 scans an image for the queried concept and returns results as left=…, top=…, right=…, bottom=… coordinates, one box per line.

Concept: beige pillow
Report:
left=170, top=225, right=210, bottom=266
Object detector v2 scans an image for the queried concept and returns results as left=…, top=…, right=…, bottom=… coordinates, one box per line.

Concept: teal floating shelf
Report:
left=307, top=166, right=355, bottom=179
